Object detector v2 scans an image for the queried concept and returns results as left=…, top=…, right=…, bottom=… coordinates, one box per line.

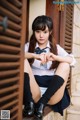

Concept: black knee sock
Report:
left=37, top=75, right=64, bottom=106
left=23, top=73, right=33, bottom=106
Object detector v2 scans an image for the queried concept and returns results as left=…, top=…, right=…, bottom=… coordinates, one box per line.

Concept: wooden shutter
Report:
left=0, top=0, right=27, bottom=120
left=60, top=2, right=74, bottom=92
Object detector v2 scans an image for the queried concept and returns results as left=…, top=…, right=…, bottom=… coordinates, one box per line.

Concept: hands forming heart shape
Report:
left=37, top=52, right=57, bottom=64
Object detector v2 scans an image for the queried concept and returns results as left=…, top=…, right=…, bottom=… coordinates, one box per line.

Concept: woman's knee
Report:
left=56, top=62, right=70, bottom=76
left=63, top=62, right=70, bottom=71
left=59, top=62, right=70, bottom=71
left=48, top=92, right=64, bottom=105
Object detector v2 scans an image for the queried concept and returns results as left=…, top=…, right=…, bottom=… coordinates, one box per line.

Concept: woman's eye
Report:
left=44, top=31, right=48, bottom=33
left=36, top=30, right=40, bottom=33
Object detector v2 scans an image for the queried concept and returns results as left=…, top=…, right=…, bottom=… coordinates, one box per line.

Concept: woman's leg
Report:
left=34, top=62, right=70, bottom=119
left=24, top=59, right=41, bottom=102
left=48, top=62, right=70, bottom=105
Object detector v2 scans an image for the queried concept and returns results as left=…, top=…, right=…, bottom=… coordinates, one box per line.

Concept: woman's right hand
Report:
left=33, top=53, right=47, bottom=64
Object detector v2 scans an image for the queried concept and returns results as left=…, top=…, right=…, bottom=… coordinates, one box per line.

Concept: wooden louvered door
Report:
left=0, top=0, right=27, bottom=120
left=60, top=3, right=74, bottom=92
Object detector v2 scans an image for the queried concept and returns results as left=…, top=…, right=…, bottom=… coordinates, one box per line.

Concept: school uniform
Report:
left=25, top=41, right=76, bottom=115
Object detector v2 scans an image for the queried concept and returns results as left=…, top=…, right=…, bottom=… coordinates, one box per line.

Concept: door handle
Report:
left=0, top=16, right=8, bottom=31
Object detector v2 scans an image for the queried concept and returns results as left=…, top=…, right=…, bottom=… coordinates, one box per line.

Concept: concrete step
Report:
left=66, top=105, right=80, bottom=120
left=71, top=92, right=80, bottom=105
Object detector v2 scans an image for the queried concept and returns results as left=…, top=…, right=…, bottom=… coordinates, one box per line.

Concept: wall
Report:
left=29, top=0, right=46, bottom=39
left=71, top=3, right=80, bottom=106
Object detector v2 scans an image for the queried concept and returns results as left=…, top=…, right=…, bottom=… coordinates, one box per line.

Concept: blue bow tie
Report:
left=34, top=47, right=47, bottom=54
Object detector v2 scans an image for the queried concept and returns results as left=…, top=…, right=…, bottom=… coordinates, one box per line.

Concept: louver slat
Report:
left=10, top=106, right=18, bottom=114
left=66, top=22, right=72, bottom=29
left=65, top=26, right=72, bottom=32
left=0, top=28, right=21, bottom=38
left=0, top=62, right=19, bottom=68
left=65, top=41, right=71, bottom=46
left=65, top=34, right=72, bottom=39
left=65, top=38, right=72, bottom=43
left=0, top=0, right=26, bottom=119
left=8, top=20, right=21, bottom=31
left=0, top=54, right=20, bottom=61
left=0, top=44, right=20, bottom=53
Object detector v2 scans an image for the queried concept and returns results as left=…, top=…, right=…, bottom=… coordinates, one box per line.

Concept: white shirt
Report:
left=25, top=41, right=76, bottom=76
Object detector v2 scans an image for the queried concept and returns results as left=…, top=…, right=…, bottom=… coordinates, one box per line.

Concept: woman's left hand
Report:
left=41, top=52, right=57, bottom=63
left=46, top=53, right=57, bottom=61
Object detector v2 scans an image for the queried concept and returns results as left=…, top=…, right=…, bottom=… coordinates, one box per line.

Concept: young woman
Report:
left=23, top=15, right=76, bottom=119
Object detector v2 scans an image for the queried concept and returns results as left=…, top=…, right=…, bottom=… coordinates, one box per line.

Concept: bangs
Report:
left=34, top=23, right=47, bottom=31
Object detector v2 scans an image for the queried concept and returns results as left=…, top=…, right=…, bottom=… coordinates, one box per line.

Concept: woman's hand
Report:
left=33, top=53, right=47, bottom=64
left=34, top=52, right=57, bottom=64
left=25, top=52, right=56, bottom=63
left=45, top=52, right=73, bottom=64
left=46, top=53, right=57, bottom=61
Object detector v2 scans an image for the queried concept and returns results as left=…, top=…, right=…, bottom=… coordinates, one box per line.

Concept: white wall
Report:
left=29, top=0, right=46, bottom=39
left=71, top=4, right=80, bottom=105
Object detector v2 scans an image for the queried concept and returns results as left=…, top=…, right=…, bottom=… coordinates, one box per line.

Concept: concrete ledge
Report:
left=66, top=105, right=80, bottom=120
left=72, top=91, right=80, bottom=97
left=67, top=105, right=80, bottom=114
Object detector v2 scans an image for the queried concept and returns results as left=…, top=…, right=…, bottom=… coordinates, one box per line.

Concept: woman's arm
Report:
left=54, top=55, right=73, bottom=64
left=25, top=52, right=47, bottom=64
left=46, top=53, right=73, bottom=64
left=25, top=52, right=39, bottom=59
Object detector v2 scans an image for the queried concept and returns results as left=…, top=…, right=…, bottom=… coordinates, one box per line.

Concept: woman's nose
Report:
left=40, top=32, right=43, bottom=37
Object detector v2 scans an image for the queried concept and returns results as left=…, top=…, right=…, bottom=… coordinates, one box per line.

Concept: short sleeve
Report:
left=24, top=42, right=29, bottom=53
left=57, top=44, right=68, bottom=57
left=57, top=44, right=76, bottom=67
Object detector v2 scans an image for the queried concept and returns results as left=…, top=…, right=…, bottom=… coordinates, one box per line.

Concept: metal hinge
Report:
left=57, top=0, right=64, bottom=11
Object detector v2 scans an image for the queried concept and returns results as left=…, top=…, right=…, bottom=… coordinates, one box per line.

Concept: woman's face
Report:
left=35, top=26, right=50, bottom=45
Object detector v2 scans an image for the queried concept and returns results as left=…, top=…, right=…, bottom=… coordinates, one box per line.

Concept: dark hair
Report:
left=28, top=15, right=59, bottom=69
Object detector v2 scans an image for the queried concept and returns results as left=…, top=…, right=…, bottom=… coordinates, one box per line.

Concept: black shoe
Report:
left=23, top=101, right=34, bottom=117
left=34, top=103, right=44, bottom=119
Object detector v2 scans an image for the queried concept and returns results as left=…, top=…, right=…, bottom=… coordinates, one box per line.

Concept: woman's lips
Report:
left=39, top=39, right=44, bottom=41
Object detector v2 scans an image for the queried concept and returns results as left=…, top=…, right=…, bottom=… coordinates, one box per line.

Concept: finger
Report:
left=41, top=56, right=45, bottom=64
left=44, top=54, right=47, bottom=62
